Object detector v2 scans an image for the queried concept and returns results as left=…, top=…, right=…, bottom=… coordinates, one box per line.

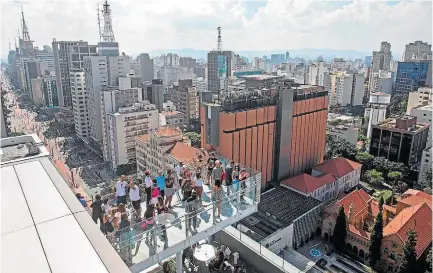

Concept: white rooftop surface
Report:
left=1, top=156, right=130, bottom=273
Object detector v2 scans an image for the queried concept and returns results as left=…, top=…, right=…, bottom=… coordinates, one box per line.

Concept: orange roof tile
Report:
left=334, top=189, right=372, bottom=217
left=402, top=189, right=432, bottom=202
left=136, top=133, right=151, bottom=143
left=369, top=199, right=380, bottom=216
left=348, top=224, right=371, bottom=239
left=167, top=142, right=202, bottom=166
left=384, top=204, right=397, bottom=214
left=155, top=126, right=182, bottom=137
left=384, top=202, right=432, bottom=258
left=281, top=173, right=336, bottom=194
left=313, top=157, right=361, bottom=178
left=400, top=195, right=433, bottom=208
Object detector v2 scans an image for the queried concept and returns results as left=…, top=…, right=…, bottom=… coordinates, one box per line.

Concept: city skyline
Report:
left=1, top=0, right=432, bottom=59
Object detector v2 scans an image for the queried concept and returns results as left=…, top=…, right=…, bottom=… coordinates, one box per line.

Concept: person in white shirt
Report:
left=115, top=175, right=127, bottom=205
left=129, top=177, right=141, bottom=216
left=174, top=162, right=184, bottom=201
left=144, top=170, right=153, bottom=204
left=194, top=172, right=204, bottom=202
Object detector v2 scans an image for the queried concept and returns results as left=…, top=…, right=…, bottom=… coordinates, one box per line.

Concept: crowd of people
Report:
left=79, top=154, right=251, bottom=266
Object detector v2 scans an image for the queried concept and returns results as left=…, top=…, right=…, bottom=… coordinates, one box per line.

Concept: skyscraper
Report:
left=403, top=41, right=432, bottom=61
left=207, top=27, right=233, bottom=93
left=52, top=40, right=98, bottom=107
left=138, top=53, right=154, bottom=81
left=368, top=41, right=392, bottom=94
left=83, top=55, right=129, bottom=143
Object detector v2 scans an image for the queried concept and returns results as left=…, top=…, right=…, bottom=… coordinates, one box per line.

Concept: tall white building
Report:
left=403, top=41, right=432, bottom=61
left=70, top=70, right=89, bottom=140
left=101, top=87, right=143, bottom=161
left=84, top=55, right=129, bottom=143
left=365, top=92, right=391, bottom=137
left=138, top=53, right=154, bottom=81
left=52, top=40, right=98, bottom=107
left=369, top=71, right=393, bottom=94
left=35, top=45, right=55, bottom=73
left=331, top=58, right=346, bottom=72
left=324, top=72, right=364, bottom=106
left=106, top=101, right=159, bottom=170
left=307, top=62, right=326, bottom=86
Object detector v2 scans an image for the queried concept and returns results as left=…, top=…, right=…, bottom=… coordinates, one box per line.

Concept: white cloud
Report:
left=1, top=0, right=431, bottom=58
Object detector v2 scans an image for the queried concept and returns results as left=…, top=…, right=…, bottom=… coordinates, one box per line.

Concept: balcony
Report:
left=112, top=154, right=261, bottom=272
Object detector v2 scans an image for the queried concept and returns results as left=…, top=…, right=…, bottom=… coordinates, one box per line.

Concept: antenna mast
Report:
left=97, top=2, right=102, bottom=41
left=217, top=26, right=222, bottom=52
left=20, top=5, right=32, bottom=42
left=101, top=0, right=116, bottom=42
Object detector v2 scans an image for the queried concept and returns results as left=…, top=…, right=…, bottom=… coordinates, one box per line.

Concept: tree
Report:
left=331, top=206, right=347, bottom=251
left=183, top=132, right=201, bottom=148
left=356, top=152, right=374, bottom=175
left=419, top=169, right=432, bottom=193
left=426, top=247, right=432, bottom=273
left=399, top=229, right=418, bottom=273
left=368, top=210, right=384, bottom=266
left=365, top=169, right=385, bottom=186
left=371, top=157, right=408, bottom=179
left=378, top=196, right=384, bottom=211
left=325, top=135, right=357, bottom=161
left=388, top=171, right=403, bottom=184
left=388, top=93, right=409, bottom=118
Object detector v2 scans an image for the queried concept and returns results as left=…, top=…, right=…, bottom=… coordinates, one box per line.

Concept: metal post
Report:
left=176, top=251, right=183, bottom=273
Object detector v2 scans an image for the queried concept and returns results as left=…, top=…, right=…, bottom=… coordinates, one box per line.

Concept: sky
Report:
left=1, top=0, right=432, bottom=58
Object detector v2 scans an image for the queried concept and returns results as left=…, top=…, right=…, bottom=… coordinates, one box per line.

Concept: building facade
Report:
left=70, top=70, right=89, bottom=140
left=324, top=72, right=364, bottom=106
left=369, top=116, right=430, bottom=171
left=369, top=71, right=393, bottom=94
left=403, top=41, right=432, bottom=61
left=84, top=55, right=129, bottom=143
left=395, top=60, right=431, bottom=93
left=322, top=189, right=432, bottom=273
left=201, top=83, right=328, bottom=188
left=406, top=87, right=433, bottom=114
left=138, top=53, right=154, bottom=81
left=167, top=79, right=199, bottom=131
left=106, top=101, right=159, bottom=170
left=52, top=40, right=98, bottom=107
left=41, top=75, right=58, bottom=107
left=207, top=50, right=233, bottom=93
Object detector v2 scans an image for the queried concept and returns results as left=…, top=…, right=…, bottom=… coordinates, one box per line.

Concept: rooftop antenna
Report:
left=97, top=2, right=102, bottom=42
left=8, top=39, right=12, bottom=51
left=21, top=5, right=32, bottom=42
left=217, top=26, right=222, bottom=52
left=101, top=0, right=115, bottom=42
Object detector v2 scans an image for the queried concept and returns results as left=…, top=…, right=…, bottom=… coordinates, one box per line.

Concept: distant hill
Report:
left=144, top=48, right=385, bottom=61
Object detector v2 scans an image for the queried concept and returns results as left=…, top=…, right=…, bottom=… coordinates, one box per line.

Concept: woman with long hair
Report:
left=194, top=172, right=204, bottom=202
left=181, top=168, right=193, bottom=201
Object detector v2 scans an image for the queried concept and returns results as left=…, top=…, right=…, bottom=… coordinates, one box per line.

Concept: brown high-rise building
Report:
left=201, top=82, right=328, bottom=189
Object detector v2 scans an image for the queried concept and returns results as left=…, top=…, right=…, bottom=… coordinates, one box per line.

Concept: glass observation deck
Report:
left=113, top=154, right=262, bottom=272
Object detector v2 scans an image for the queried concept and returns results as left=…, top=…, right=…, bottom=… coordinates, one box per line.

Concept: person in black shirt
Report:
left=225, top=161, right=234, bottom=196
left=206, top=154, right=216, bottom=185
left=90, top=194, right=104, bottom=229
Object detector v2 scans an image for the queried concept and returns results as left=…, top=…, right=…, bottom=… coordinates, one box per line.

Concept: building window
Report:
left=383, top=248, right=389, bottom=255
left=390, top=252, right=396, bottom=260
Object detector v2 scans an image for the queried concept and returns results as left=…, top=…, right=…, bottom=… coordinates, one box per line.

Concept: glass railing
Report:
left=113, top=178, right=260, bottom=267
left=223, top=227, right=324, bottom=273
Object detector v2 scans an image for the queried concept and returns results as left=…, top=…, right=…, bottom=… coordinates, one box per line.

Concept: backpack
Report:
left=105, top=220, right=114, bottom=233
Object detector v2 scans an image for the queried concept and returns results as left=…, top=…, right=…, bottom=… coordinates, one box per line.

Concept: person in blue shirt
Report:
left=76, top=193, right=87, bottom=207
left=232, top=175, right=240, bottom=193
left=155, top=171, right=166, bottom=202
